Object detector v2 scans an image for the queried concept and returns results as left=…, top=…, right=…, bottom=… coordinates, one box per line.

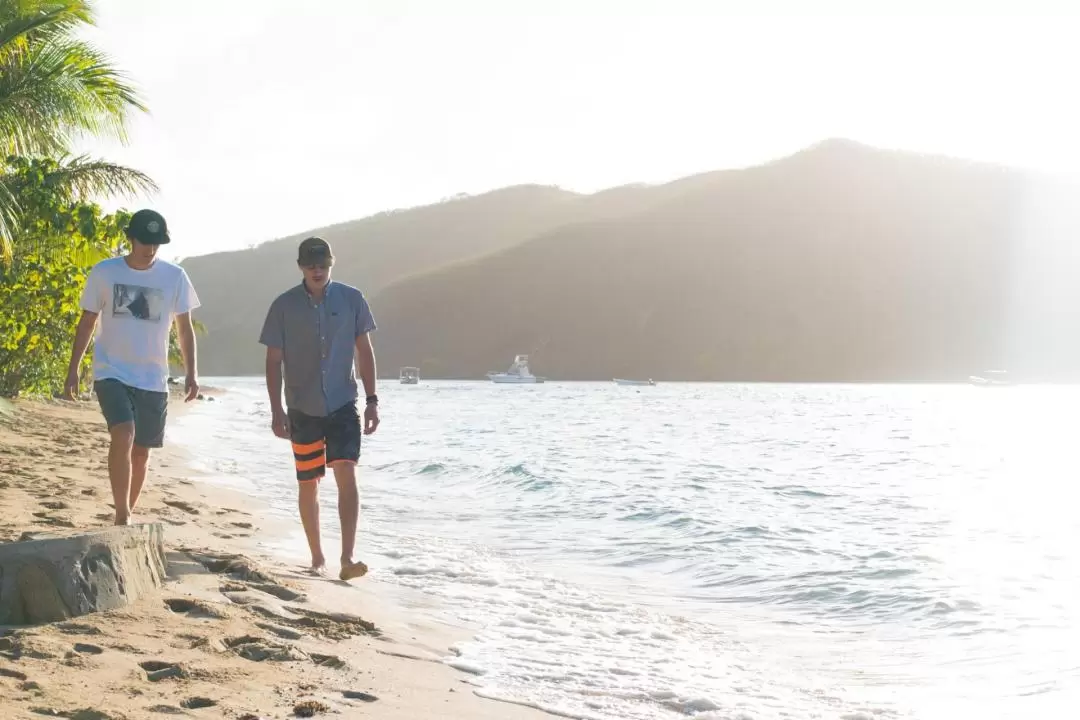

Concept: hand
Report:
left=63, top=369, right=80, bottom=401
left=271, top=408, right=291, bottom=439
left=185, top=374, right=200, bottom=402
left=363, top=403, right=380, bottom=435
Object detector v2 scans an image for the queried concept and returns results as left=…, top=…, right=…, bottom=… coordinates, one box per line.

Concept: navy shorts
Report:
left=94, top=379, right=169, bottom=448
left=288, top=401, right=361, bottom=483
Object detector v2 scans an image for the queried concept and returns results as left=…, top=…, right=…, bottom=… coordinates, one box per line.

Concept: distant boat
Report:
left=399, top=366, right=420, bottom=385
left=969, top=370, right=1012, bottom=386
left=488, top=354, right=546, bottom=384
left=613, top=378, right=655, bottom=386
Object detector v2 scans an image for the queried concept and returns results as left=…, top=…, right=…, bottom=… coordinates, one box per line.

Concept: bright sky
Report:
left=79, top=1, right=1080, bottom=260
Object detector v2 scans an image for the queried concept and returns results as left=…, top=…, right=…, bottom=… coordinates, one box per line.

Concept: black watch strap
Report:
left=366, top=394, right=379, bottom=406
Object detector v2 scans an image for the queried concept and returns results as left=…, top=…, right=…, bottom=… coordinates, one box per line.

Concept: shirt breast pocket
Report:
left=284, top=306, right=319, bottom=349
left=328, top=305, right=353, bottom=347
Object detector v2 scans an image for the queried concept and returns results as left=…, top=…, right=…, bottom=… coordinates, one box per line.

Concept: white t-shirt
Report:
left=79, top=257, right=201, bottom=393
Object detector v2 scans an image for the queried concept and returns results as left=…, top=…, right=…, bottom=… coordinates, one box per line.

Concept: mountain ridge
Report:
left=367, top=141, right=1064, bottom=381
left=185, top=139, right=1080, bottom=381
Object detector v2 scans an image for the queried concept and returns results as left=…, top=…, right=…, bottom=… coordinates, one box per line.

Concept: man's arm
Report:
left=352, top=291, right=378, bottom=434
left=259, top=298, right=290, bottom=439
left=64, top=310, right=99, bottom=399
left=355, top=332, right=377, bottom=399
left=355, top=332, right=379, bottom=435
left=266, top=346, right=284, bottom=410
left=353, top=291, right=378, bottom=400
left=174, top=312, right=199, bottom=401
left=265, top=346, right=290, bottom=438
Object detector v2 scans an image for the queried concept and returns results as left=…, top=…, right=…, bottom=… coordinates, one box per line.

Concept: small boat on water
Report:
left=969, top=370, right=1012, bottom=386
left=399, top=366, right=420, bottom=385
left=488, top=354, right=546, bottom=384
left=613, top=378, right=655, bottom=386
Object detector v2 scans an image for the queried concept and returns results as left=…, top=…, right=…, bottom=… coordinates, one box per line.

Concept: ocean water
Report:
left=169, top=380, right=1080, bottom=720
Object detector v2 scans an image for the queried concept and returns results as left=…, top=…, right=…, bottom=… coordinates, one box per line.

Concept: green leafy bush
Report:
left=0, top=157, right=129, bottom=397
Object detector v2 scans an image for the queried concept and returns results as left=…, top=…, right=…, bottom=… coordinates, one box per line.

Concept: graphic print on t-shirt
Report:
left=111, top=283, right=164, bottom=322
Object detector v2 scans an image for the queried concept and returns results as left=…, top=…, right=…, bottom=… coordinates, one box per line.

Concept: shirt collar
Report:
left=301, top=279, right=333, bottom=302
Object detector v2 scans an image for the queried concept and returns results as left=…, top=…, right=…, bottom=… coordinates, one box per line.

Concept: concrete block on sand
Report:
left=0, top=523, right=166, bottom=625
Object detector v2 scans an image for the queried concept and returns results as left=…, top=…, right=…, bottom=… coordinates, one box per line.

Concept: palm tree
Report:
left=0, top=0, right=155, bottom=260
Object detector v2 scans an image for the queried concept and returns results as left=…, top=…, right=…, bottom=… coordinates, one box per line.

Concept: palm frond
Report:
left=0, top=1, right=92, bottom=55
left=1, top=155, right=156, bottom=204
left=0, top=177, right=17, bottom=262
left=37, top=154, right=157, bottom=198
left=0, top=155, right=154, bottom=264
left=0, top=36, right=145, bottom=156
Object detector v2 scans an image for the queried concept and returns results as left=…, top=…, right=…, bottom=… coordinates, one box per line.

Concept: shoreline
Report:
left=0, top=397, right=546, bottom=719
left=193, top=374, right=1067, bottom=386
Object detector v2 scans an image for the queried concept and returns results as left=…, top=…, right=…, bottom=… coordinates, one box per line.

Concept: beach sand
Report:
left=0, top=397, right=547, bottom=719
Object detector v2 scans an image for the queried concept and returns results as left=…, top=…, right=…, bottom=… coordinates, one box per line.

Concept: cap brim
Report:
left=128, top=230, right=170, bottom=245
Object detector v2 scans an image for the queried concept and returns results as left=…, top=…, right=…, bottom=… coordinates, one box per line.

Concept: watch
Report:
left=366, top=394, right=379, bottom=406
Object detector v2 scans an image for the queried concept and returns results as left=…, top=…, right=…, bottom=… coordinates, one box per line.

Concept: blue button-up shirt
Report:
left=259, top=281, right=377, bottom=417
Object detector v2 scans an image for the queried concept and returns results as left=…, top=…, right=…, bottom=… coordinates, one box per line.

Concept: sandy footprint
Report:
left=343, top=690, right=378, bottom=702
left=247, top=582, right=307, bottom=603
left=280, top=606, right=377, bottom=639
left=163, top=499, right=200, bottom=515
left=184, top=550, right=281, bottom=585
left=180, top=697, right=218, bottom=710
left=163, top=598, right=230, bottom=620
left=0, top=667, right=28, bottom=681
left=310, top=653, right=347, bottom=670
left=225, top=635, right=307, bottom=663
left=140, top=660, right=185, bottom=682
left=56, top=623, right=103, bottom=637
left=30, top=512, right=74, bottom=528
left=253, top=623, right=305, bottom=641
left=72, top=643, right=104, bottom=655
left=293, top=700, right=330, bottom=717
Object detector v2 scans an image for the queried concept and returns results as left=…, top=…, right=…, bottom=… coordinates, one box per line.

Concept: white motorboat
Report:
left=399, top=366, right=420, bottom=385
left=613, top=378, right=655, bottom=386
left=488, top=354, right=546, bottom=384
left=969, top=370, right=1012, bottom=386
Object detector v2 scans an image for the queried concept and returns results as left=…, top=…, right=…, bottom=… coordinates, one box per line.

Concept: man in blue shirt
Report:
left=259, top=237, right=379, bottom=581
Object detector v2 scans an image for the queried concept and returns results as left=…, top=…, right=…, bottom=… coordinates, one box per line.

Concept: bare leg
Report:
left=298, top=480, right=326, bottom=573
left=108, top=422, right=135, bottom=525
left=129, top=444, right=151, bottom=514
left=332, top=462, right=367, bottom=581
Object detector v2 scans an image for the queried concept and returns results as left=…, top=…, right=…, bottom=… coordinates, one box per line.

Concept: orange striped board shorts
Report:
left=291, top=437, right=327, bottom=482
left=287, top=403, right=362, bottom=482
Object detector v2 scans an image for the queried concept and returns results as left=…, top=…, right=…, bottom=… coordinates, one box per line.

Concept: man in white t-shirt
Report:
left=64, top=209, right=201, bottom=525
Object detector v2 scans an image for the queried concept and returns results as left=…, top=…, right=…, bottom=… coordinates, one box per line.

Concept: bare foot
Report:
left=308, top=555, right=328, bottom=577
left=339, top=560, right=368, bottom=582
left=114, top=513, right=130, bottom=526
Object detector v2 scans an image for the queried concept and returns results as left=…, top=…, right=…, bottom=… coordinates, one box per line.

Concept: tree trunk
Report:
left=0, top=523, right=166, bottom=625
